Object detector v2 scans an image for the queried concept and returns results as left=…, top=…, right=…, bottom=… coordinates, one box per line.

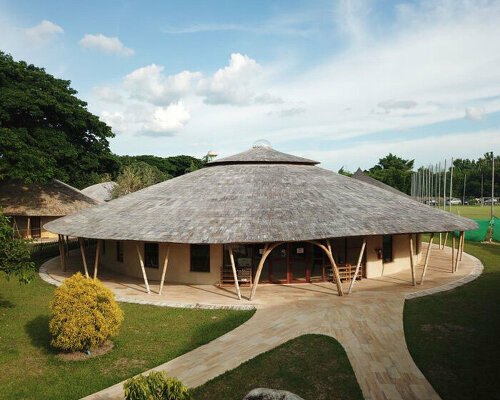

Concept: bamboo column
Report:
left=228, top=245, right=242, bottom=300
left=419, top=233, right=434, bottom=284
left=135, top=243, right=150, bottom=294
left=93, top=239, right=101, bottom=280
left=439, top=233, right=442, bottom=249
left=451, top=234, right=455, bottom=273
left=454, top=232, right=464, bottom=272
left=443, top=232, right=448, bottom=250
left=348, top=238, right=367, bottom=294
left=58, top=234, right=66, bottom=271
left=158, top=244, right=170, bottom=295
left=409, top=234, right=416, bottom=285
left=27, top=217, right=31, bottom=239
left=459, top=231, right=465, bottom=261
left=78, top=237, right=90, bottom=278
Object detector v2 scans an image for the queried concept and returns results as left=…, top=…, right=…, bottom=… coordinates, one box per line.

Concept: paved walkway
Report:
left=40, top=244, right=483, bottom=400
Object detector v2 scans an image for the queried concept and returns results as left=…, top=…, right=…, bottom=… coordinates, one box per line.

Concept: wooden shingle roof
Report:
left=45, top=146, right=477, bottom=243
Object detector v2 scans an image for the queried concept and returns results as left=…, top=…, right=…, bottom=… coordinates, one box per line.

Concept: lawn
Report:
left=404, top=240, right=500, bottom=400
left=192, top=334, right=363, bottom=400
left=0, top=262, right=254, bottom=400
left=447, top=204, right=497, bottom=220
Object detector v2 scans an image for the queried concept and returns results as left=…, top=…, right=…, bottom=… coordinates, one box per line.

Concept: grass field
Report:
left=192, top=334, right=363, bottom=400
left=404, top=239, right=500, bottom=400
left=446, top=204, right=497, bottom=220
left=0, top=260, right=254, bottom=400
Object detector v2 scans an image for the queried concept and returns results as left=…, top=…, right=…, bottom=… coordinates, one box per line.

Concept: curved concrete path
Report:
left=40, top=244, right=483, bottom=400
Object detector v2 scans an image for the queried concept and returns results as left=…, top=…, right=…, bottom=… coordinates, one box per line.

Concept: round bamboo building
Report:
left=45, top=144, right=477, bottom=299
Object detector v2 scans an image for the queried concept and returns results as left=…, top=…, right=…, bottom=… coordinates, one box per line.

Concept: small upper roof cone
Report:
left=207, top=145, right=319, bottom=166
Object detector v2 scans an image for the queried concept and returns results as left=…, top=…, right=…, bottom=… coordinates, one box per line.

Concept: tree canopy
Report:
left=112, top=161, right=171, bottom=198
left=368, top=153, right=414, bottom=194
left=0, top=52, right=120, bottom=188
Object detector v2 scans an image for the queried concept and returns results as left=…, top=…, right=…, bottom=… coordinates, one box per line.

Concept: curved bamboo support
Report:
left=158, top=244, right=170, bottom=295
left=409, top=234, right=416, bottom=286
left=228, top=245, right=242, bottom=300
left=93, top=239, right=101, bottom=280
left=306, top=240, right=344, bottom=296
left=249, top=242, right=283, bottom=301
left=419, top=233, right=434, bottom=285
left=135, top=243, right=150, bottom=294
left=78, top=237, right=90, bottom=278
left=348, top=238, right=367, bottom=294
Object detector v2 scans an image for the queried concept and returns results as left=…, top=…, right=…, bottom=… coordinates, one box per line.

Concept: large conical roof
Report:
left=45, top=146, right=477, bottom=243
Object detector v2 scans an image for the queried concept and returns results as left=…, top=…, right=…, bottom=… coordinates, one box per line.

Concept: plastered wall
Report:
left=365, top=234, right=422, bottom=278
left=100, top=240, right=222, bottom=285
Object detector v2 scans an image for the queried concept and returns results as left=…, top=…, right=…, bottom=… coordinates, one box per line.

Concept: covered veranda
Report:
left=41, top=240, right=472, bottom=309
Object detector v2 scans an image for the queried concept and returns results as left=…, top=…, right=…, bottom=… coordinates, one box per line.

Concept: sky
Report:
left=1, top=0, right=499, bottom=171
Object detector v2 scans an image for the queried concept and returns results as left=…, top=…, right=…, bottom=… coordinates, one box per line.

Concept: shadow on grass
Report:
left=0, top=294, right=14, bottom=308
left=25, top=315, right=58, bottom=355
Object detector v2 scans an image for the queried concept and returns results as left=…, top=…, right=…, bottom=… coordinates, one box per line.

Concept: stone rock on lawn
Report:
left=243, top=388, right=305, bottom=400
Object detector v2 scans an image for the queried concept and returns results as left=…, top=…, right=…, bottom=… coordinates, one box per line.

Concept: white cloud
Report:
left=378, top=100, right=418, bottom=112
left=79, top=34, right=134, bottom=56
left=198, top=53, right=262, bottom=105
left=464, top=107, right=486, bottom=121
left=269, top=107, right=306, bottom=118
left=254, top=93, right=284, bottom=104
left=100, top=111, right=127, bottom=133
left=25, top=20, right=64, bottom=42
left=94, top=86, right=123, bottom=104
left=124, top=64, right=201, bottom=104
left=143, top=102, right=191, bottom=135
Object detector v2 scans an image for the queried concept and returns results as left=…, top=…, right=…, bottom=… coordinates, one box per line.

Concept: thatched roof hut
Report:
left=0, top=179, right=102, bottom=216
left=45, top=146, right=476, bottom=243
left=81, top=181, right=117, bottom=202
left=352, top=168, right=410, bottom=197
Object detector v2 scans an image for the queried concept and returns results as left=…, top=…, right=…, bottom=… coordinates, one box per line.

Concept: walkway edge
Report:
left=38, top=256, right=255, bottom=311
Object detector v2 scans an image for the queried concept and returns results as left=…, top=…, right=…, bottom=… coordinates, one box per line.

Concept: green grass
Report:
left=191, top=334, right=363, bottom=400
left=404, top=240, right=500, bottom=400
left=0, top=261, right=254, bottom=400
left=446, top=204, right=497, bottom=220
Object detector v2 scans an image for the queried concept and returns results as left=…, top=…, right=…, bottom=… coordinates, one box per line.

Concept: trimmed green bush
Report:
left=124, top=371, right=192, bottom=400
left=49, top=272, right=124, bottom=351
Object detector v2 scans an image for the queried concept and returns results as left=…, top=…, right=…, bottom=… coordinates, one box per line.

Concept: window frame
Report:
left=190, top=244, right=211, bottom=273
left=144, top=242, right=159, bottom=269
left=382, top=235, right=393, bottom=263
left=116, top=241, right=124, bottom=262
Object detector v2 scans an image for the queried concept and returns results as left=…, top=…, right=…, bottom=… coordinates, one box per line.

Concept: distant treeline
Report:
left=340, top=153, right=499, bottom=199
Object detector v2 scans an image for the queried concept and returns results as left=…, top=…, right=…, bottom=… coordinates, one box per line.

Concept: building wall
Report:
left=8, top=215, right=60, bottom=239
left=98, top=234, right=424, bottom=284
left=99, top=240, right=222, bottom=285
left=365, top=234, right=423, bottom=278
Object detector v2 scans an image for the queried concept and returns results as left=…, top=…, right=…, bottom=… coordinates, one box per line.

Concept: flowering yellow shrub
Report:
left=49, top=272, right=124, bottom=352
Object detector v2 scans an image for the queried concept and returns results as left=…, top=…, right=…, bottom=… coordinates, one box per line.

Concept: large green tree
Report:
left=0, top=52, right=120, bottom=188
left=368, top=153, right=414, bottom=194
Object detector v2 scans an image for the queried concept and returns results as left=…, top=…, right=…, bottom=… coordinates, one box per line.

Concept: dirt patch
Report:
left=102, top=357, right=147, bottom=376
left=421, top=323, right=474, bottom=338
left=56, top=341, right=114, bottom=361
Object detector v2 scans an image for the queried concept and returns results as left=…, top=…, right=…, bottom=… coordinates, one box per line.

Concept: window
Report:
left=190, top=244, right=210, bottom=272
left=144, top=243, right=159, bottom=268
left=382, top=235, right=393, bottom=263
left=116, top=241, right=124, bottom=262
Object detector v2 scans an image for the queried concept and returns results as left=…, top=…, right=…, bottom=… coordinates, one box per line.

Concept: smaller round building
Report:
left=45, top=144, right=477, bottom=299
